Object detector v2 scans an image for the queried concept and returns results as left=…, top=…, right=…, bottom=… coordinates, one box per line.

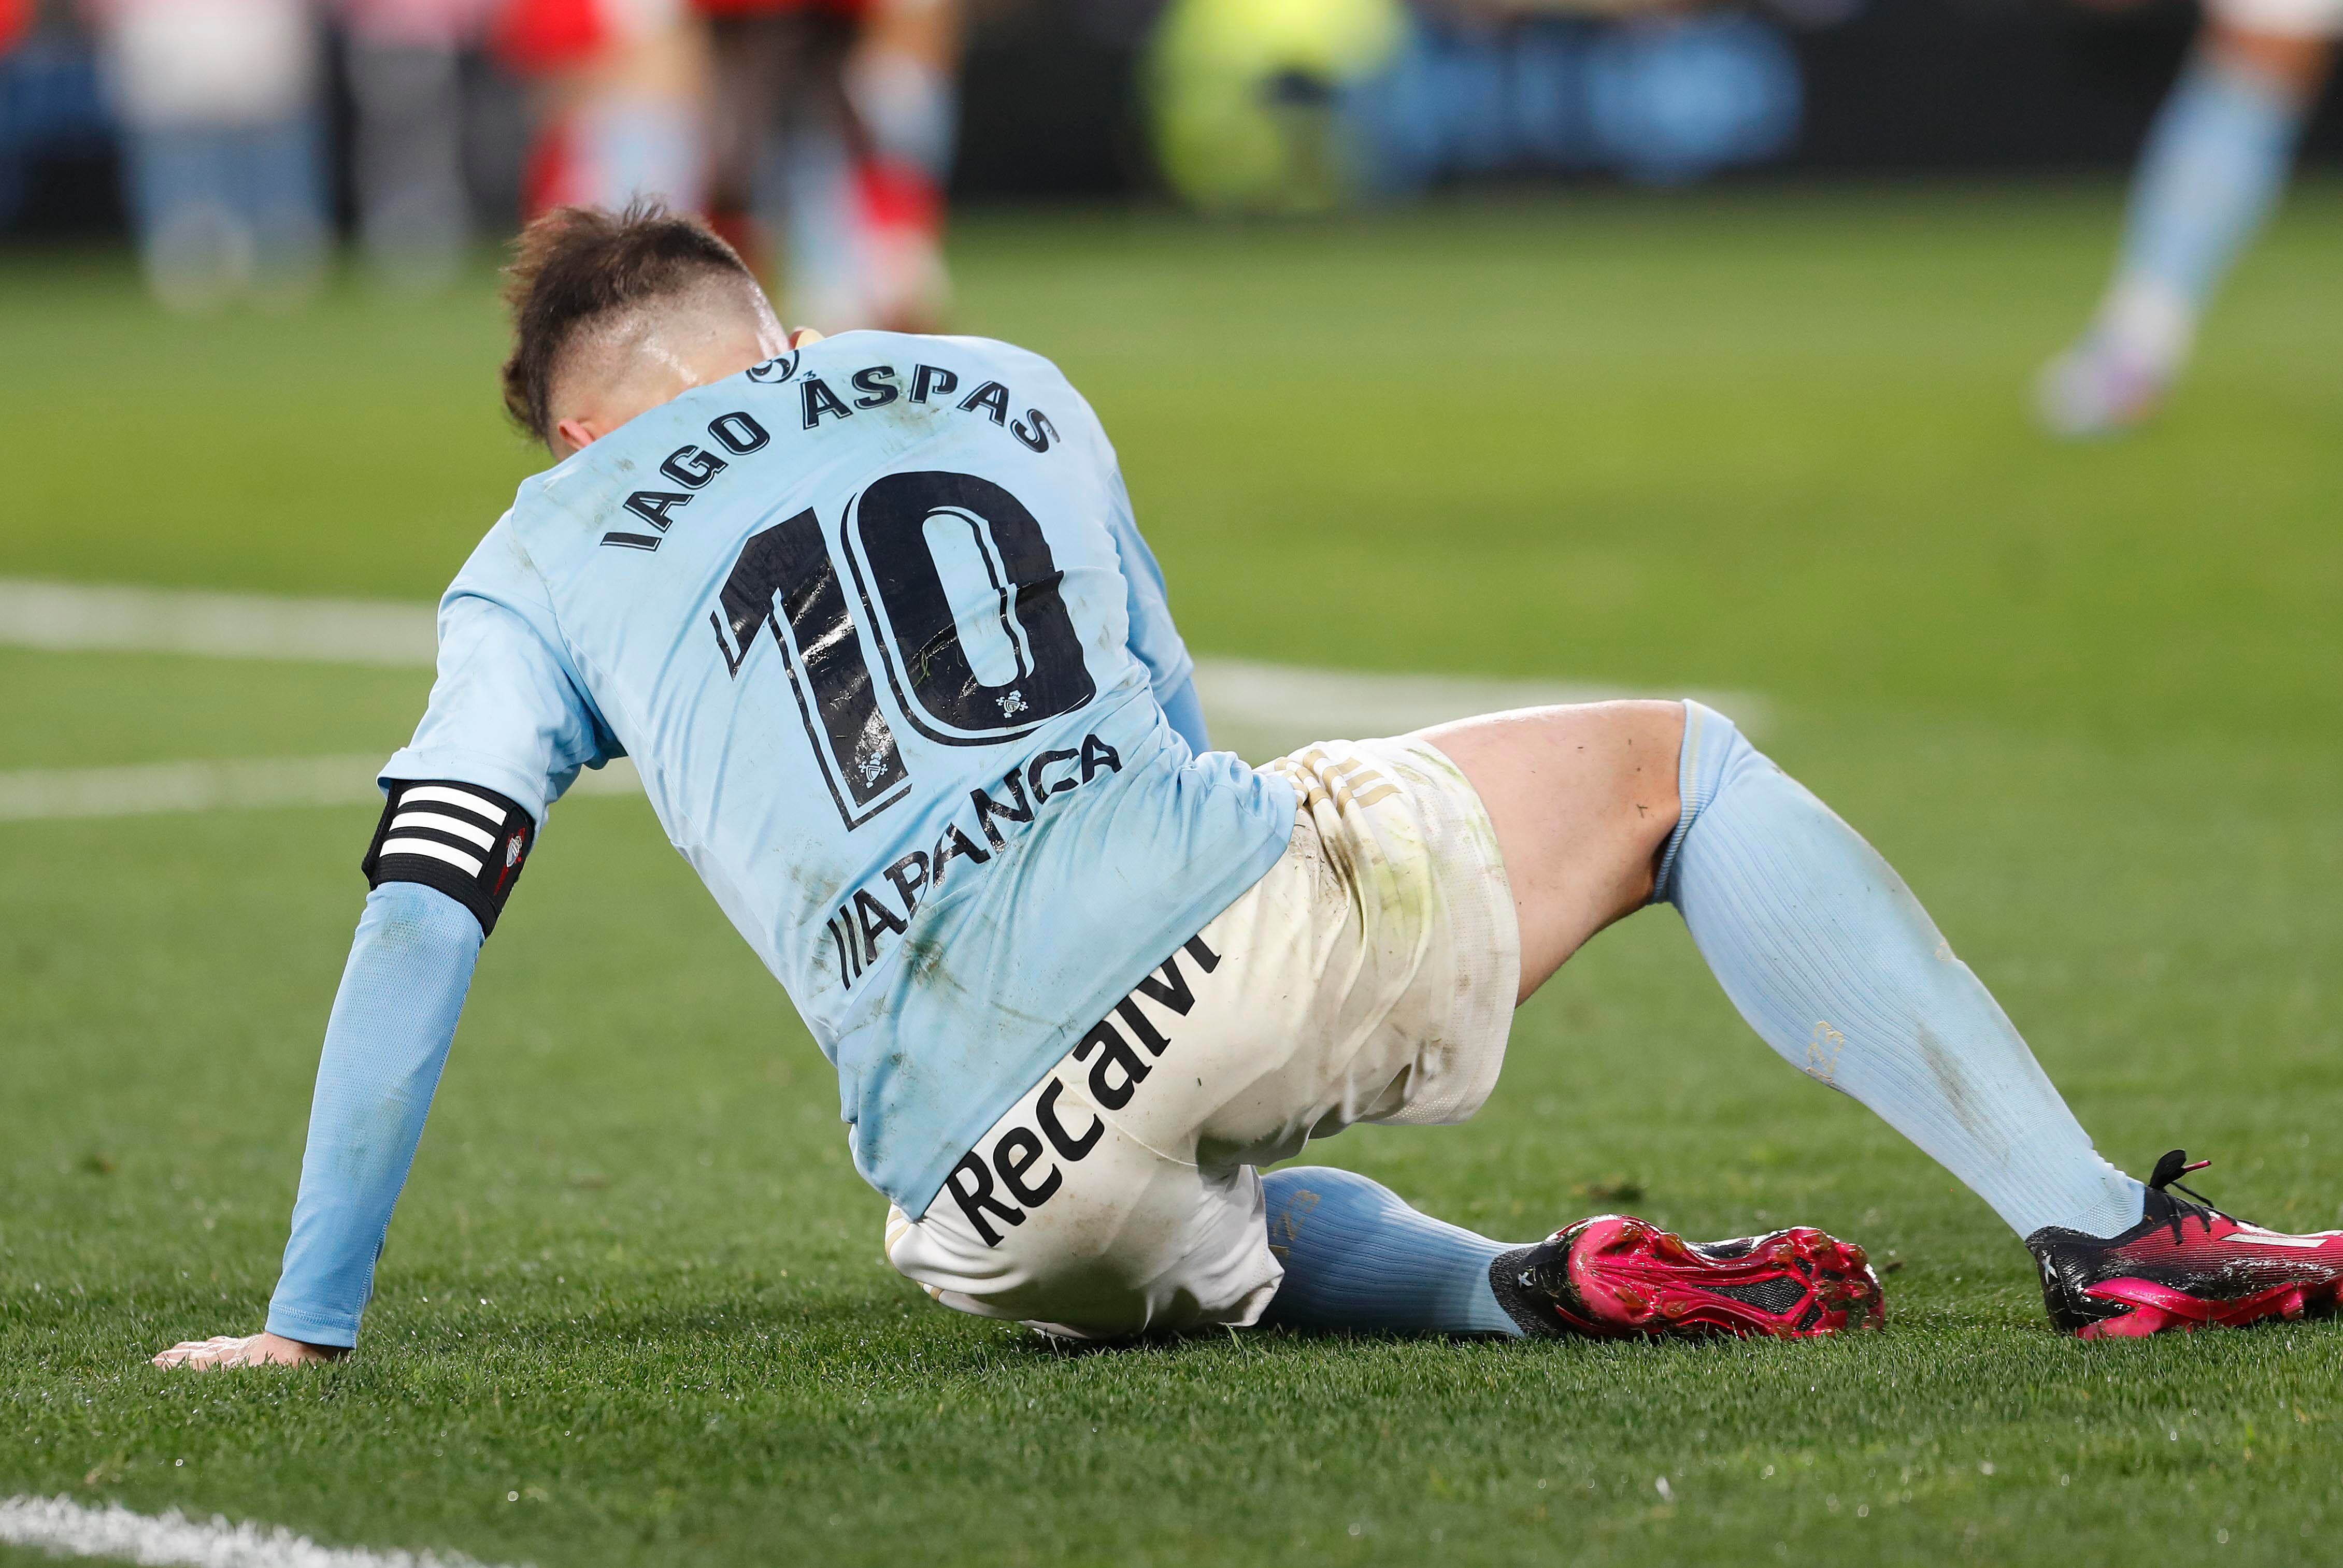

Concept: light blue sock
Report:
left=1260, top=1167, right=1524, bottom=1336
left=2098, top=54, right=2308, bottom=365
left=1657, top=703, right=2146, bottom=1240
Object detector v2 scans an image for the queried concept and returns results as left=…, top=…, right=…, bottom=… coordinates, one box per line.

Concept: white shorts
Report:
left=883, top=736, right=1521, bottom=1339
left=2208, top=0, right=2343, bottom=38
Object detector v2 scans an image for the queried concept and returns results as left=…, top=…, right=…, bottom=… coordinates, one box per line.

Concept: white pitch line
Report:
left=0, top=578, right=1761, bottom=821
left=0, top=756, right=393, bottom=822
left=0, top=579, right=437, bottom=666
left=0, top=756, right=644, bottom=825
left=0, top=1495, right=508, bottom=1568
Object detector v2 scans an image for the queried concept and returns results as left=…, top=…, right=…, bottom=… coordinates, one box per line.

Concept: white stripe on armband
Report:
left=395, top=784, right=510, bottom=825
left=389, top=809, right=496, bottom=850
left=378, top=837, right=485, bottom=876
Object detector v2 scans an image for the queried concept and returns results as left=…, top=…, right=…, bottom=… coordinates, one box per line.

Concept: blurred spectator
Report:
left=2037, top=4, right=2336, bottom=436
left=341, top=0, right=498, bottom=291
left=1, top=8, right=112, bottom=233
left=84, top=0, right=331, bottom=311
left=841, top=0, right=959, bottom=326
left=495, top=0, right=709, bottom=215
left=703, top=0, right=961, bottom=332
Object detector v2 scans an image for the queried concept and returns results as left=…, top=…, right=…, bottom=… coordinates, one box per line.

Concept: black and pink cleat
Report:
left=1490, top=1214, right=1885, bottom=1341
left=2026, top=1151, right=2343, bottom=1339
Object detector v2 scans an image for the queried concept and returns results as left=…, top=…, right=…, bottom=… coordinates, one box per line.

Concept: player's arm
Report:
left=1102, top=463, right=1210, bottom=755
left=153, top=874, right=494, bottom=1369
left=155, top=574, right=611, bottom=1369
left=1159, top=680, right=1209, bottom=757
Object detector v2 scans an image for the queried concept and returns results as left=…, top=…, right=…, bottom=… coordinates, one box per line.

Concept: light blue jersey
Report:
left=386, top=333, right=1295, bottom=1216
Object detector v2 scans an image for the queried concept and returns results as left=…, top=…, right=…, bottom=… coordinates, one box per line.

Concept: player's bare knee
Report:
left=1419, top=699, right=1685, bottom=992
left=1608, top=698, right=1685, bottom=858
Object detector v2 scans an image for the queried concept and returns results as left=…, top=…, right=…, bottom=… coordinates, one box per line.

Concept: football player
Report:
left=494, top=0, right=711, bottom=218
left=158, top=205, right=2342, bottom=1368
left=699, top=0, right=961, bottom=332
left=84, top=0, right=331, bottom=310
left=340, top=0, right=501, bottom=291
left=2037, top=1, right=2335, bottom=435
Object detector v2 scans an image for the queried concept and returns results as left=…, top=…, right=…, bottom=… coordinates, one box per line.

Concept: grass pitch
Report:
left=4, top=183, right=2341, bottom=1567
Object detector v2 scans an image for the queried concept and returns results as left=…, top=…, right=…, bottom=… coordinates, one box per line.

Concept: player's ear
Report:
left=554, top=415, right=599, bottom=455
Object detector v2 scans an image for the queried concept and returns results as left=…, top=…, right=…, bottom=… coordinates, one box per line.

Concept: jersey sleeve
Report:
left=1095, top=438, right=1195, bottom=704
left=265, top=880, right=481, bottom=1348
left=381, top=529, right=621, bottom=828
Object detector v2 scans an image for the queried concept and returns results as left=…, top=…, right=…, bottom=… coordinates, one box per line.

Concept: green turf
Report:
left=4, top=184, right=2340, bottom=1566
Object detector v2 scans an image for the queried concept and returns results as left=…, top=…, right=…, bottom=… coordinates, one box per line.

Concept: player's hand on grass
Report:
left=152, top=1331, right=342, bottom=1370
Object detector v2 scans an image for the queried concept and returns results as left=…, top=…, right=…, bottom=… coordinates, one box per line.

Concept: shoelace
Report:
left=2147, top=1148, right=2224, bottom=1240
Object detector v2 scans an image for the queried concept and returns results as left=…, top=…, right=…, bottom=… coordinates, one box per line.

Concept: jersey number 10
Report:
left=712, top=470, right=1097, bottom=830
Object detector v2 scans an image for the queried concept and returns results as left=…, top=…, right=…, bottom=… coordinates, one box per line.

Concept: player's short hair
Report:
left=499, top=201, right=761, bottom=447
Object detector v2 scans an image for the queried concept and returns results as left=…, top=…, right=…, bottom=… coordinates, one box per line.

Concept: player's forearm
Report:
left=264, top=882, right=482, bottom=1348
left=1161, top=675, right=1211, bottom=757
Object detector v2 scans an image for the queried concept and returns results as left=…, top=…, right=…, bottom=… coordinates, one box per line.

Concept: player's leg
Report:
left=840, top=0, right=960, bottom=328
left=584, top=7, right=712, bottom=214
left=703, top=15, right=782, bottom=272
left=1412, top=699, right=1684, bottom=1000
left=530, top=0, right=710, bottom=217
left=758, top=12, right=873, bottom=330
left=119, top=123, right=240, bottom=314
left=2038, top=10, right=2336, bottom=437
left=1388, top=698, right=2343, bottom=1338
left=238, top=113, right=332, bottom=307
left=1258, top=1164, right=1882, bottom=1340
left=1250, top=697, right=2140, bottom=1337
left=1255, top=1167, right=1519, bottom=1334
left=1255, top=703, right=1888, bottom=1341
left=345, top=23, right=470, bottom=291
left=1431, top=699, right=2146, bottom=1242
left=885, top=722, right=1880, bottom=1343
left=884, top=738, right=1544, bottom=1340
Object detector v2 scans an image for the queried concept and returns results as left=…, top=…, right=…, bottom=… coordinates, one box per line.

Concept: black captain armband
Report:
left=361, top=780, right=537, bottom=936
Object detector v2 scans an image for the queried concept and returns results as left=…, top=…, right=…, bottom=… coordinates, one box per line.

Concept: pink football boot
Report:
left=1490, top=1215, right=1885, bottom=1340
left=2027, top=1150, right=2343, bottom=1339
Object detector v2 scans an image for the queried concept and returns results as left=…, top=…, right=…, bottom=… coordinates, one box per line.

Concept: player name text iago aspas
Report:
left=598, top=350, right=1061, bottom=552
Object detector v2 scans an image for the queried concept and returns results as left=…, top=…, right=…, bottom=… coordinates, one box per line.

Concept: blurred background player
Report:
left=702, top=0, right=960, bottom=331
left=494, top=0, right=710, bottom=217
left=340, top=0, right=499, bottom=292
left=2037, top=0, right=2337, bottom=436
left=84, top=0, right=331, bottom=311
